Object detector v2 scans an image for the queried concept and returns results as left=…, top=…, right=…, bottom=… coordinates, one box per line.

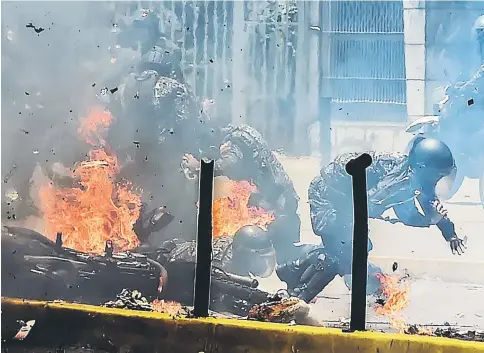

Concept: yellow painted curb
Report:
left=2, top=297, right=484, bottom=353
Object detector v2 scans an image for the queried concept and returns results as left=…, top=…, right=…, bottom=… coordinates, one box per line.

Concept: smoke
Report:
left=426, top=4, right=483, bottom=85
left=1, top=1, right=137, bottom=221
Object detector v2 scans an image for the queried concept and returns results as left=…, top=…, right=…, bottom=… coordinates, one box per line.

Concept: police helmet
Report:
left=408, top=137, right=457, bottom=197
left=231, top=225, right=276, bottom=278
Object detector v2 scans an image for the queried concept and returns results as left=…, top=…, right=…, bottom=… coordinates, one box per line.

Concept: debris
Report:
left=404, top=324, right=432, bottom=336
left=3, top=164, right=17, bottom=184
left=26, top=22, right=45, bottom=34
left=104, top=289, right=152, bottom=311
left=13, top=320, right=36, bottom=340
left=392, top=262, right=398, bottom=272
left=109, top=87, right=119, bottom=94
left=33, top=150, right=39, bottom=155
left=5, top=188, right=19, bottom=202
left=6, top=30, right=14, bottom=41
left=248, top=292, right=310, bottom=324
left=338, top=317, right=350, bottom=325
left=468, top=98, right=474, bottom=106
left=309, top=25, right=321, bottom=31
left=434, top=327, right=484, bottom=342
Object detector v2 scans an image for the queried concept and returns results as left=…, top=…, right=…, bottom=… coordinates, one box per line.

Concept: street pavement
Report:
left=257, top=155, right=484, bottom=331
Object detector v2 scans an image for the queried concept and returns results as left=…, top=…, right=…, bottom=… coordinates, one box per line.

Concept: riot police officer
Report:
left=276, top=137, right=467, bottom=303
left=183, top=124, right=302, bottom=263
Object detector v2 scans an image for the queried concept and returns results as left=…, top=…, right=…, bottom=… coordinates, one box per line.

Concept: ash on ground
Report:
left=405, top=324, right=484, bottom=342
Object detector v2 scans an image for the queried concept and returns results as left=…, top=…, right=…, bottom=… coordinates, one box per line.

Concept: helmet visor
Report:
left=435, top=166, right=457, bottom=199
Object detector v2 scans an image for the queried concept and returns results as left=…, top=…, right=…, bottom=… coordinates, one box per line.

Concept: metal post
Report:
left=345, top=153, right=372, bottom=332
left=193, top=160, right=214, bottom=318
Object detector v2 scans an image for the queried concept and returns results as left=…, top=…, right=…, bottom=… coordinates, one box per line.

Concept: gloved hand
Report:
left=449, top=235, right=467, bottom=255
left=181, top=153, right=200, bottom=180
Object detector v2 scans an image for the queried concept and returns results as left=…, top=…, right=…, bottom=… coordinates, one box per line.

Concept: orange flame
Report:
left=212, top=179, right=275, bottom=238
left=374, top=273, right=433, bottom=335
left=39, top=106, right=142, bottom=254
left=151, top=299, right=185, bottom=315
left=374, top=273, right=410, bottom=332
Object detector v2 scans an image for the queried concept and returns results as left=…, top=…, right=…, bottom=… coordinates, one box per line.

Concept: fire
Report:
left=151, top=299, right=185, bottom=316
left=39, top=106, right=142, bottom=254
left=212, top=179, right=275, bottom=238
left=374, top=273, right=433, bottom=335
left=374, top=273, right=410, bottom=332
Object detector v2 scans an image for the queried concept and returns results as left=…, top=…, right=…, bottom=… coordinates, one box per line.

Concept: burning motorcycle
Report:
left=405, top=84, right=484, bottom=205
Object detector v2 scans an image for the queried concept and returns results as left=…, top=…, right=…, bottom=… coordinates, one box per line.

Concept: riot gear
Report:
left=212, top=124, right=301, bottom=262
left=231, top=225, right=276, bottom=278
left=408, top=137, right=457, bottom=198
left=284, top=150, right=467, bottom=302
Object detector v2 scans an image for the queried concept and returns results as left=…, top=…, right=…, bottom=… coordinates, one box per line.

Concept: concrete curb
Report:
left=2, top=297, right=484, bottom=353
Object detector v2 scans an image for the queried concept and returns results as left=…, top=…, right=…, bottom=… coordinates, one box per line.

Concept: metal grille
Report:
left=243, top=1, right=300, bottom=145
left=148, top=1, right=302, bottom=148
left=321, top=1, right=407, bottom=123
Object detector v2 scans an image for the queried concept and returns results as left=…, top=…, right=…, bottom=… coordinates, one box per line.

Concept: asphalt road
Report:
left=258, top=156, right=484, bottom=330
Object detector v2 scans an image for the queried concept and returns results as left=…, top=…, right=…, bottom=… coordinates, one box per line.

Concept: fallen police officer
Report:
left=276, top=137, right=467, bottom=303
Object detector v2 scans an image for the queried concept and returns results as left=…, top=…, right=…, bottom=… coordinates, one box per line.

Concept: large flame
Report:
left=374, top=273, right=410, bottom=332
left=212, top=179, right=275, bottom=238
left=39, top=106, right=142, bottom=254
left=374, top=273, right=432, bottom=335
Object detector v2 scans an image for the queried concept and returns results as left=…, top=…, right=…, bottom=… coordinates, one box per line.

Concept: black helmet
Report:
left=408, top=137, right=457, bottom=197
left=230, top=225, right=276, bottom=278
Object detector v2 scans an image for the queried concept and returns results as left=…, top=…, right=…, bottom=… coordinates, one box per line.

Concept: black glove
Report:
left=449, top=235, right=467, bottom=255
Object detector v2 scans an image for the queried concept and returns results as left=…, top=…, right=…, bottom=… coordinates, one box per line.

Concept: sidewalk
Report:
left=312, top=277, right=484, bottom=330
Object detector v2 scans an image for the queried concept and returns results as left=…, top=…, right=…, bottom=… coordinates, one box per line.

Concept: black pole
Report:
left=345, top=153, right=372, bottom=332
left=193, top=159, right=214, bottom=318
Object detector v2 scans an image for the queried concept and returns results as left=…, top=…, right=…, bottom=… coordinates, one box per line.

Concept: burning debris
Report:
left=374, top=273, right=411, bottom=332
left=151, top=299, right=187, bottom=316
left=212, top=179, right=275, bottom=238
left=247, top=291, right=311, bottom=324
left=38, top=106, right=142, bottom=254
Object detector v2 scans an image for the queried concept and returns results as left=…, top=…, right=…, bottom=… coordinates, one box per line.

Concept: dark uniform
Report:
left=213, top=124, right=301, bottom=263
left=277, top=138, right=466, bottom=303
left=112, top=69, right=215, bottom=245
